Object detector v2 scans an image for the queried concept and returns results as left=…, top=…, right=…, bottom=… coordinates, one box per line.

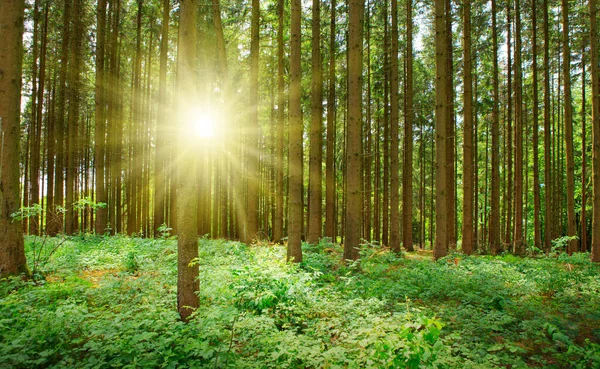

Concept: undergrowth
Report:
left=0, top=236, right=599, bottom=368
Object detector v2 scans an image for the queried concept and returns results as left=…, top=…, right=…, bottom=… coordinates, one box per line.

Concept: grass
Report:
left=1, top=235, right=599, bottom=368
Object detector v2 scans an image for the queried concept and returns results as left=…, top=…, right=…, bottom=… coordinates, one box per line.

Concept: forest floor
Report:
left=1, top=236, right=600, bottom=368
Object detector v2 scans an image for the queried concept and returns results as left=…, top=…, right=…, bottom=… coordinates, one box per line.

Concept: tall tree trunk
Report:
left=246, top=0, right=260, bottom=243
left=589, top=0, right=599, bottom=261
left=403, top=0, right=414, bottom=252
left=543, top=0, right=552, bottom=252
left=344, top=0, right=364, bottom=260
left=288, top=0, right=303, bottom=262
left=562, top=0, right=577, bottom=254
left=462, top=0, right=474, bottom=255
left=389, top=0, right=400, bottom=252
left=95, top=0, right=108, bottom=235
left=154, top=0, right=170, bottom=236
left=274, top=0, right=286, bottom=243
left=445, top=0, right=456, bottom=249
left=177, top=0, right=199, bottom=321
left=513, top=0, right=524, bottom=254
left=0, top=0, right=28, bottom=277
left=532, top=0, right=542, bottom=250
left=581, top=48, right=587, bottom=252
left=308, top=0, right=323, bottom=244
left=434, top=0, right=448, bottom=259
left=489, top=0, right=501, bottom=255
left=505, top=3, right=513, bottom=247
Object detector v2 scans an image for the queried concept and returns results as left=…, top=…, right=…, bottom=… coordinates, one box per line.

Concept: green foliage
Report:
left=1, top=238, right=599, bottom=368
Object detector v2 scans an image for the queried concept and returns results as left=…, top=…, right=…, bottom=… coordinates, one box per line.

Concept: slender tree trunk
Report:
left=154, top=0, right=169, bottom=236
left=95, top=0, right=108, bottom=235
left=434, top=0, right=448, bottom=259
left=344, top=0, right=364, bottom=260
left=505, top=3, right=513, bottom=247
left=288, top=0, right=303, bottom=262
left=445, top=0, right=456, bottom=249
left=274, top=0, right=286, bottom=243
left=562, top=0, right=577, bottom=254
left=402, top=0, right=414, bottom=252
left=177, top=0, right=199, bottom=321
left=389, top=0, right=400, bottom=252
left=513, top=0, right=524, bottom=254
left=0, top=0, right=28, bottom=277
left=543, top=0, right=552, bottom=252
left=462, top=0, right=474, bottom=255
left=308, top=0, right=323, bottom=244
left=589, top=0, right=599, bottom=261
left=532, top=0, right=542, bottom=250
left=581, top=48, right=587, bottom=252
left=489, top=0, right=501, bottom=255
left=246, top=0, right=260, bottom=243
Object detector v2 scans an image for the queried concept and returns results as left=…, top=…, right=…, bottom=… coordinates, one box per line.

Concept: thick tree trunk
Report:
left=344, top=0, right=364, bottom=261
left=562, top=0, right=577, bottom=254
left=177, top=0, right=199, bottom=321
left=274, top=0, right=286, bottom=243
left=0, top=0, right=28, bottom=277
left=543, top=0, right=552, bottom=252
left=532, top=0, right=542, bottom=250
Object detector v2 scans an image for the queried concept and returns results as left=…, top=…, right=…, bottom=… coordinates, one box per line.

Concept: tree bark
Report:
left=344, top=0, right=364, bottom=261
left=288, top=0, right=303, bottom=262
left=590, top=0, right=600, bottom=261
left=489, top=0, right=501, bottom=255
left=177, top=0, right=199, bottom=321
left=513, top=0, right=524, bottom=255
left=462, top=0, right=474, bottom=255
left=0, top=0, right=28, bottom=277
left=95, top=0, right=108, bottom=235
left=389, top=0, right=400, bottom=252
left=308, top=0, right=323, bottom=244
left=532, top=0, right=542, bottom=250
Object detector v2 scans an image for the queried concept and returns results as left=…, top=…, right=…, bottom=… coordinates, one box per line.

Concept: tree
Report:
left=543, top=0, right=552, bottom=252
left=591, top=0, right=600, bottom=262
left=403, top=0, right=414, bottom=252
left=246, top=0, right=260, bottom=243
left=288, top=0, right=303, bottom=262
left=513, top=0, right=524, bottom=255
left=0, top=0, right=28, bottom=277
left=177, top=0, right=199, bottom=321
left=562, top=0, right=577, bottom=255
left=274, top=0, right=285, bottom=243
left=462, top=0, right=474, bottom=255
left=95, top=0, right=108, bottom=235
left=532, top=0, right=542, bottom=250
left=489, top=0, right=501, bottom=255
left=434, top=0, right=448, bottom=260
left=154, top=0, right=170, bottom=236
left=389, top=0, right=400, bottom=253
left=344, top=0, right=364, bottom=261
left=308, top=0, right=323, bottom=245
left=325, top=0, right=337, bottom=240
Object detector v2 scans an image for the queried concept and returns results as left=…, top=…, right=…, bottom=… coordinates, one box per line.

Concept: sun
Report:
left=185, top=108, right=217, bottom=138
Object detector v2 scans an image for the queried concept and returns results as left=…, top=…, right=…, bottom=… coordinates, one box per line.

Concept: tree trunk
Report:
left=532, top=0, right=542, bottom=250
left=288, top=0, right=303, bottom=262
left=562, top=0, right=577, bottom=254
left=543, top=0, right=552, bottom=252
left=590, top=0, right=600, bottom=261
left=274, top=0, right=286, bottom=243
left=344, top=0, right=364, bottom=261
left=308, top=0, right=323, bottom=244
left=95, top=0, right=108, bottom=235
left=434, top=0, right=448, bottom=259
left=0, top=0, right=28, bottom=277
left=403, top=0, right=414, bottom=252
left=489, top=0, right=501, bottom=255
left=462, top=0, right=474, bottom=255
left=513, top=0, right=524, bottom=255
left=389, top=0, right=400, bottom=252
left=177, top=0, right=199, bottom=321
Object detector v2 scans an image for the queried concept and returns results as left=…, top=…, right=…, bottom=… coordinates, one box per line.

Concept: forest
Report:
left=1, top=0, right=600, bottom=366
